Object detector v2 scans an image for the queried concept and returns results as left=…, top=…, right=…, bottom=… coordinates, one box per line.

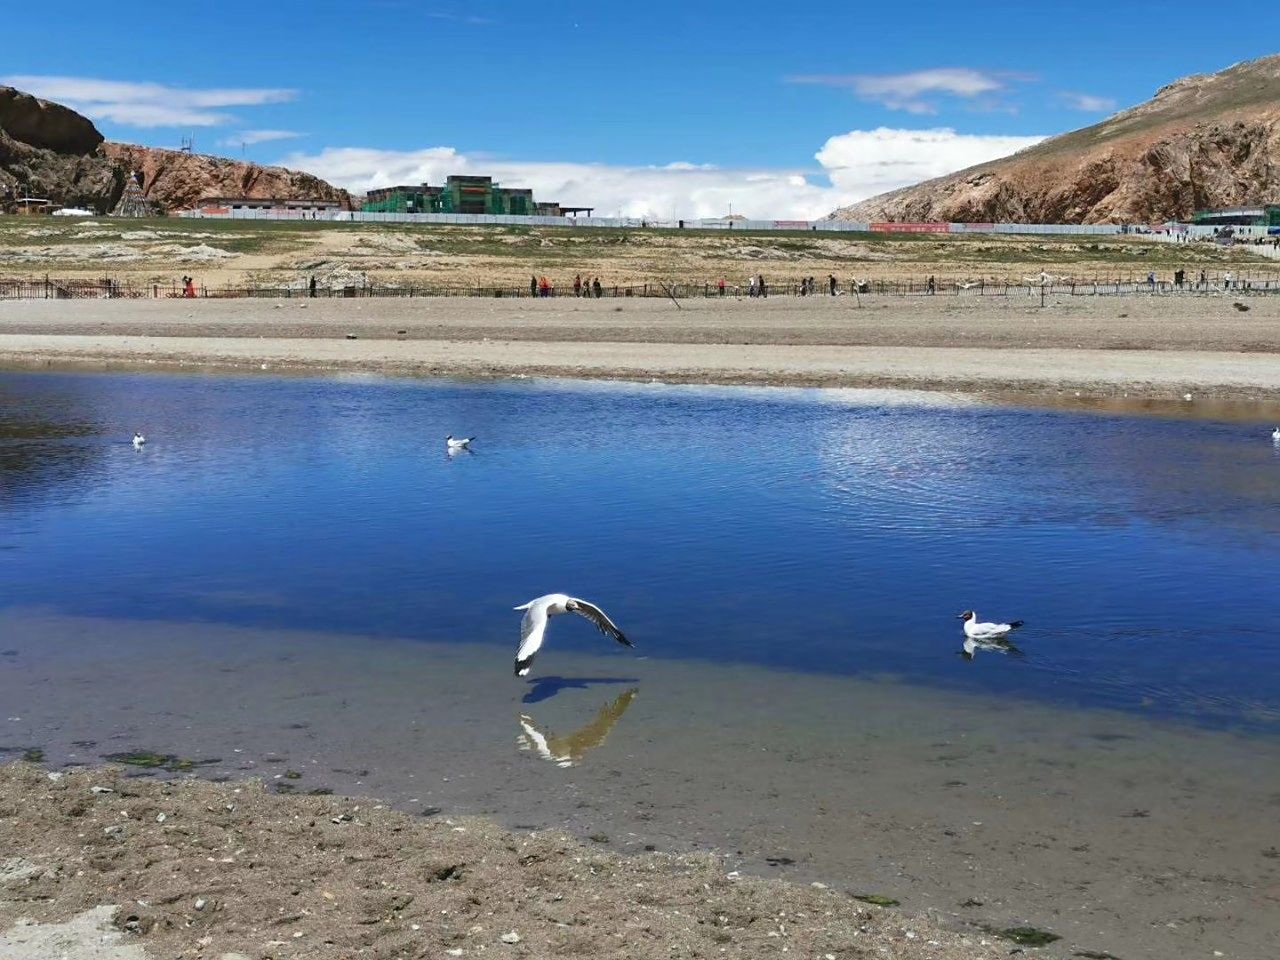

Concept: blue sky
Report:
left=6, top=2, right=1276, bottom=217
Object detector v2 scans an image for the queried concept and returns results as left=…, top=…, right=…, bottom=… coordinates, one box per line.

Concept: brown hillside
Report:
left=0, top=84, right=345, bottom=214
left=103, top=142, right=349, bottom=212
left=831, top=55, right=1280, bottom=224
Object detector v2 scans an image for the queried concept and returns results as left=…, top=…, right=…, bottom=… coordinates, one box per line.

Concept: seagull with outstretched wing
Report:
left=512, top=594, right=633, bottom=676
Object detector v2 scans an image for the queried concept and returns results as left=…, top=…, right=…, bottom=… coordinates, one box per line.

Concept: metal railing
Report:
left=4, top=273, right=1280, bottom=301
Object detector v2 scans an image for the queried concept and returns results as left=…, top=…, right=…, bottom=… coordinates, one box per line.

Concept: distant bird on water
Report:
left=1272, top=427, right=1280, bottom=442
left=132, top=432, right=146, bottom=448
left=957, top=610, right=1024, bottom=640
left=513, top=593, right=633, bottom=677
left=446, top=435, right=474, bottom=451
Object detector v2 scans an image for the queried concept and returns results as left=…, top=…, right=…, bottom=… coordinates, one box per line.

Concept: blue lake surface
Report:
left=2, top=369, right=1278, bottom=729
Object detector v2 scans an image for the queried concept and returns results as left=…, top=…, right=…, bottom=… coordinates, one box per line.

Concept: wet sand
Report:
left=2, top=295, right=1280, bottom=400
left=1, top=609, right=1277, bottom=960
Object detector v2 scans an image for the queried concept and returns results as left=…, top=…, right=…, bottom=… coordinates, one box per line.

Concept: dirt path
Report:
left=2, top=295, right=1280, bottom=399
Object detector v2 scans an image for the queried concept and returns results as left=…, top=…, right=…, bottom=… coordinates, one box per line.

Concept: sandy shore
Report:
left=0, top=763, right=1019, bottom=960
left=3, top=294, right=1280, bottom=400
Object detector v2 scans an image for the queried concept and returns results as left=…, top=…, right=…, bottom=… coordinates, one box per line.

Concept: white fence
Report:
left=179, top=206, right=1154, bottom=237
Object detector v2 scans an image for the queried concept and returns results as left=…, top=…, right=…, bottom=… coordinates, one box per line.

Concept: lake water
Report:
left=2, top=370, right=1278, bottom=728
left=2, top=369, right=1279, bottom=959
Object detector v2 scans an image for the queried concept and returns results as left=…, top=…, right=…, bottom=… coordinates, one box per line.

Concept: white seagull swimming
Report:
left=1272, top=427, right=1280, bottom=442
left=957, top=610, right=1025, bottom=640
left=513, top=593, right=633, bottom=676
left=446, top=435, right=474, bottom=451
left=132, top=432, right=146, bottom=448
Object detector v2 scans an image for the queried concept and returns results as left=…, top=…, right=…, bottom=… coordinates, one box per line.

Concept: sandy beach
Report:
left=2, top=294, right=1280, bottom=401
left=0, top=763, right=1016, bottom=960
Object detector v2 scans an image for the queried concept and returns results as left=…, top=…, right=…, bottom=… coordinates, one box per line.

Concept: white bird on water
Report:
left=132, top=432, right=146, bottom=448
left=513, top=593, right=633, bottom=676
left=446, top=435, right=474, bottom=451
left=957, top=610, right=1025, bottom=640
left=1272, top=427, right=1280, bottom=442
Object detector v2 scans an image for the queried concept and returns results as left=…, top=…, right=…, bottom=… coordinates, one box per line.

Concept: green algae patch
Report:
left=994, top=926, right=1062, bottom=947
left=103, top=751, right=213, bottom=773
left=21, top=748, right=44, bottom=763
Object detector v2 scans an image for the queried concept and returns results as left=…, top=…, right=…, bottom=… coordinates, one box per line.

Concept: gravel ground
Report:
left=0, top=763, right=1019, bottom=960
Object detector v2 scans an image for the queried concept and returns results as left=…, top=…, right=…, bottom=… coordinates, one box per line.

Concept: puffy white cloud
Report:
left=815, top=127, right=1047, bottom=199
left=280, top=127, right=1047, bottom=220
left=218, top=129, right=306, bottom=147
left=1058, top=91, right=1117, bottom=112
left=789, top=69, right=1028, bottom=114
left=0, top=75, right=296, bottom=128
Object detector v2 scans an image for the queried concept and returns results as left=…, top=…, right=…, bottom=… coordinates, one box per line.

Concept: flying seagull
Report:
left=513, top=593, right=633, bottom=676
left=132, top=432, right=146, bottom=448
left=446, top=435, right=475, bottom=451
left=957, top=610, right=1024, bottom=640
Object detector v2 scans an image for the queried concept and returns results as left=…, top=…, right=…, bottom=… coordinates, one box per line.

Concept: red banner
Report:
left=870, top=222, right=950, bottom=233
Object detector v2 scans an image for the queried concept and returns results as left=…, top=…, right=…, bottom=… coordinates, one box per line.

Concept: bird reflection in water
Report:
left=960, top=637, right=1025, bottom=661
left=516, top=688, right=638, bottom=767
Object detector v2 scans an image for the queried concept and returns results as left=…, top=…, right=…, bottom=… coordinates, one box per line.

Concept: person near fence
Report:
left=539, top=276, right=551, bottom=297
left=309, top=275, right=317, bottom=298
left=828, top=274, right=837, bottom=296
left=748, top=276, right=757, bottom=298
left=798, top=276, right=807, bottom=297
left=530, top=275, right=538, bottom=297
left=1147, top=271, right=1155, bottom=289
left=573, top=274, right=583, bottom=297
left=1224, top=270, right=1233, bottom=290
left=718, top=277, right=726, bottom=296
left=592, top=277, right=603, bottom=298
left=759, top=274, right=767, bottom=298
left=926, top=275, right=936, bottom=295
left=1174, top=268, right=1185, bottom=289
left=1199, top=269, right=1207, bottom=289
left=182, top=275, right=196, bottom=298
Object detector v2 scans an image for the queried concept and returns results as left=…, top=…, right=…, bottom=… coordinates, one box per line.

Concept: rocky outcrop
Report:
left=831, top=55, right=1280, bottom=225
left=0, top=86, right=123, bottom=211
left=0, top=83, right=345, bottom=214
left=103, top=143, right=349, bottom=212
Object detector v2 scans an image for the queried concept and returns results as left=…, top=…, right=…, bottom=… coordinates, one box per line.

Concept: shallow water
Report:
left=2, top=370, right=1278, bottom=729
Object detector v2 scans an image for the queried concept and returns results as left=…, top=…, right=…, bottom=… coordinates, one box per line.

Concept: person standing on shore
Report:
left=748, top=275, right=757, bottom=298
left=718, top=277, right=726, bottom=296
left=829, top=274, right=837, bottom=296
left=759, top=274, right=767, bottom=298
left=573, top=274, right=582, bottom=297
left=530, top=275, right=538, bottom=297
left=309, top=275, right=317, bottom=298
left=592, top=277, right=603, bottom=298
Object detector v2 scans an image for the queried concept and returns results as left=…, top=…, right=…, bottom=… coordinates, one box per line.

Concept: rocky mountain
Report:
left=830, top=55, right=1280, bottom=225
left=103, top=143, right=347, bottom=212
left=0, top=85, right=345, bottom=214
left=0, top=87, right=125, bottom=211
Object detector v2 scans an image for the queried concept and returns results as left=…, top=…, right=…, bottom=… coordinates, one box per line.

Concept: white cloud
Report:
left=789, top=68, right=1026, bottom=114
left=0, top=75, right=297, bottom=128
left=279, top=127, right=1046, bottom=220
left=218, top=129, right=306, bottom=147
left=815, top=127, right=1046, bottom=198
left=1059, top=91, right=1117, bottom=112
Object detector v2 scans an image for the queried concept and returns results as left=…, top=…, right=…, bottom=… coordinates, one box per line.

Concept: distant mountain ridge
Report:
left=0, top=85, right=346, bottom=214
left=830, top=55, right=1280, bottom=225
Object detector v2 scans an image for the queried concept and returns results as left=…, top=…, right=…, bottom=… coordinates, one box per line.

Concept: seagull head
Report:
left=956, top=610, right=975, bottom=621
